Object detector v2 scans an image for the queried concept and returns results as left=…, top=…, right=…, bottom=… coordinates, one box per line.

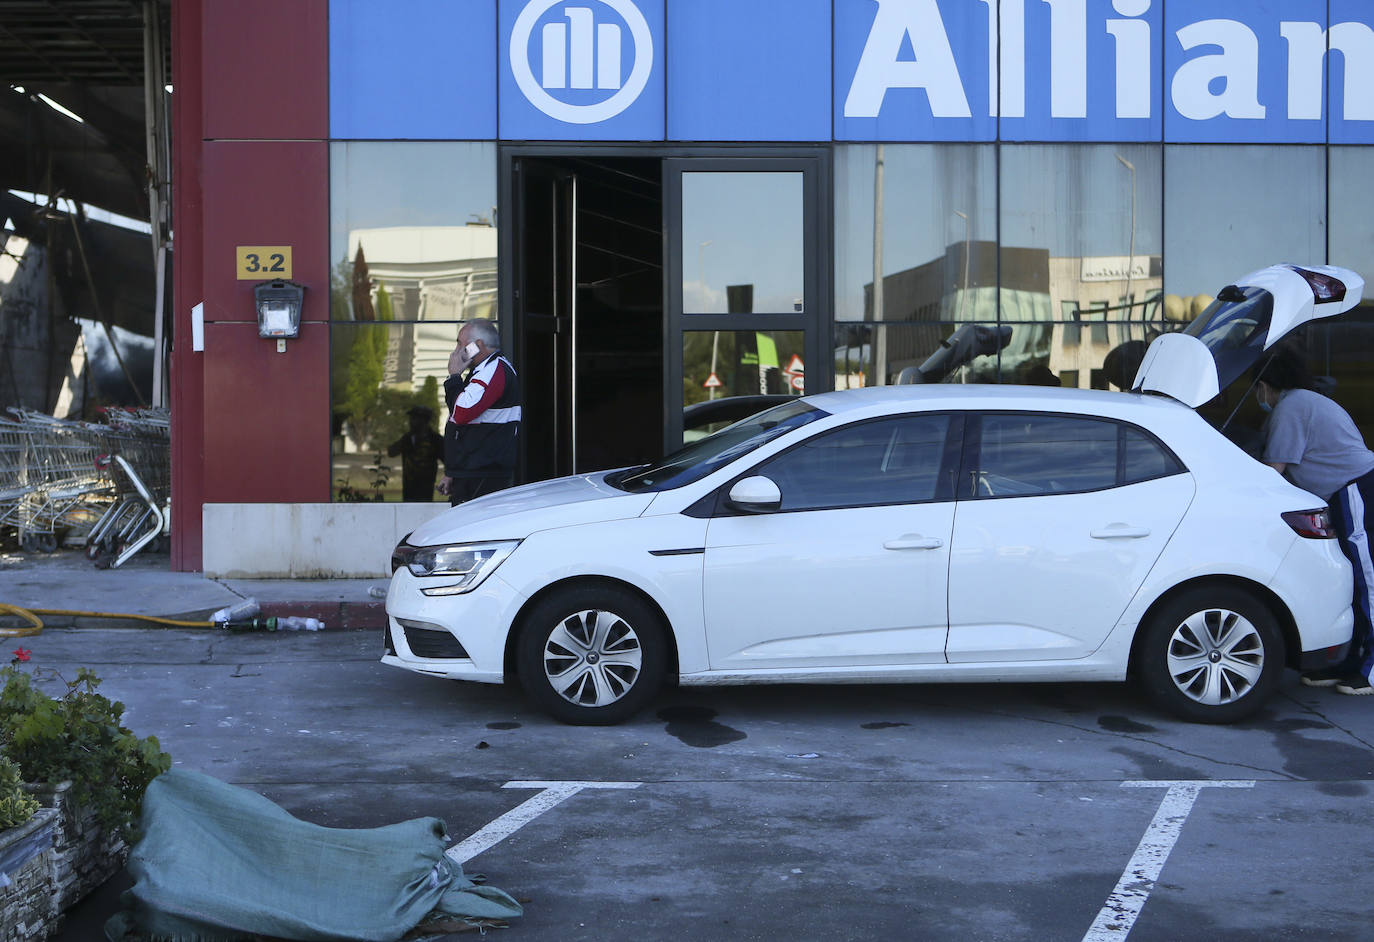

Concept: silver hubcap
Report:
left=1165, top=608, right=1265, bottom=706
left=543, top=609, right=643, bottom=707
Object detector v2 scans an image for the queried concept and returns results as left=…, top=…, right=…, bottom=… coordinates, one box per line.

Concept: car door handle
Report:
left=1090, top=524, right=1152, bottom=539
left=883, top=535, right=944, bottom=550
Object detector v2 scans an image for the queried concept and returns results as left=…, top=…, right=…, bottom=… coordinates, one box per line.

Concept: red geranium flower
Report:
left=11, top=648, right=31, bottom=663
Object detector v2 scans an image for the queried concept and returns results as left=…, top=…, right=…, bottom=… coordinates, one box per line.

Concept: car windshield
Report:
left=611, top=400, right=828, bottom=493
left=1183, top=286, right=1275, bottom=392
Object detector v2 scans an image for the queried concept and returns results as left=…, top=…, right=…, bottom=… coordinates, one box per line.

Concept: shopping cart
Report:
left=3, top=408, right=114, bottom=553
left=84, top=407, right=170, bottom=568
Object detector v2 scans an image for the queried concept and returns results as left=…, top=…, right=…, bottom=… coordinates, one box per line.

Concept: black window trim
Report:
left=958, top=410, right=1187, bottom=501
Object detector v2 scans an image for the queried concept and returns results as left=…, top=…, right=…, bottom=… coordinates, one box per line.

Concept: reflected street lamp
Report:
left=953, top=209, right=970, bottom=322
left=1115, top=153, right=1136, bottom=318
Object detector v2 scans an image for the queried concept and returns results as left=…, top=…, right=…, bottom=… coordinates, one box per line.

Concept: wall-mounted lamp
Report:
left=254, top=279, right=304, bottom=352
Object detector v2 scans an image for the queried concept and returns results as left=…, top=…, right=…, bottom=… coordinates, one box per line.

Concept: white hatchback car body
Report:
left=385, top=264, right=1363, bottom=724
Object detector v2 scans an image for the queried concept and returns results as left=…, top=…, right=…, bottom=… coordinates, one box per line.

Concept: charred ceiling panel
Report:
left=0, top=1, right=170, bottom=411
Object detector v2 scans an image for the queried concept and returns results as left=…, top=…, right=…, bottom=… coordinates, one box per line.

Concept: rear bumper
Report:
left=1298, top=640, right=1353, bottom=672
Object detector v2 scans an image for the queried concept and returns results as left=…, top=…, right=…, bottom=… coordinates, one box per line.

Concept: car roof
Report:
left=803, top=383, right=1189, bottom=419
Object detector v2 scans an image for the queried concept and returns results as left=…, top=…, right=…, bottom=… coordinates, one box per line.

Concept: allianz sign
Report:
left=839, top=0, right=1371, bottom=141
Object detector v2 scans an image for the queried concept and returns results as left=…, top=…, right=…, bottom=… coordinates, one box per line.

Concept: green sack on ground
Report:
left=104, top=768, right=522, bottom=941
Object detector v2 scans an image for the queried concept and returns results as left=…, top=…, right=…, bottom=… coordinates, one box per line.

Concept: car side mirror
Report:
left=727, top=476, right=782, bottom=514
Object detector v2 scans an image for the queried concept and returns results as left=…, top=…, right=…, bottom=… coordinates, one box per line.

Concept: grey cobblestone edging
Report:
left=0, top=783, right=127, bottom=941
left=0, top=808, right=59, bottom=942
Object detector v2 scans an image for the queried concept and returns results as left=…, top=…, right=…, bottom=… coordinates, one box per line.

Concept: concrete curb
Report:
left=2, top=605, right=383, bottom=633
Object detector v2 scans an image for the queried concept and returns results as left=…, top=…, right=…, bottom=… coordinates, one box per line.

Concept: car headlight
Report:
left=391, top=539, right=519, bottom=596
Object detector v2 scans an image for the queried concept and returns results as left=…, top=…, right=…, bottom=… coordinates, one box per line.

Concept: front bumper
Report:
left=380, top=567, right=524, bottom=683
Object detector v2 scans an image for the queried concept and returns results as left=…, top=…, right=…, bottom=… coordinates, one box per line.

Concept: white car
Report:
left=385, top=264, right=1363, bottom=725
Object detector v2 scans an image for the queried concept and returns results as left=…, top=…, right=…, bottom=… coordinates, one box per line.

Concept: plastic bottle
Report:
left=210, top=598, right=260, bottom=625
left=276, top=616, right=325, bottom=631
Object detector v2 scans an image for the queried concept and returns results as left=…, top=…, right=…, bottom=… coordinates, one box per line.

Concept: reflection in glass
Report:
left=682, top=330, right=804, bottom=439
left=331, top=322, right=472, bottom=502
left=330, top=142, right=498, bottom=322
left=1318, top=148, right=1374, bottom=441
left=833, top=321, right=1157, bottom=391
left=998, top=144, right=1165, bottom=389
left=681, top=172, right=803, bottom=314
left=834, top=144, right=996, bottom=327
left=1163, top=145, right=1323, bottom=302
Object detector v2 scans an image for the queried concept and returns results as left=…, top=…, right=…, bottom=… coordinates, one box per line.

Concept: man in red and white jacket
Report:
left=438, top=320, right=521, bottom=505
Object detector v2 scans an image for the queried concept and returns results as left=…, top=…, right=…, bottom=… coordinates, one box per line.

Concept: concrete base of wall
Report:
left=202, top=502, right=449, bottom=578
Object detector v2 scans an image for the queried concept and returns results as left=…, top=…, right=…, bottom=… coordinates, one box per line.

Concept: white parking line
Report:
left=1082, top=780, right=1255, bottom=941
left=446, top=780, right=642, bottom=865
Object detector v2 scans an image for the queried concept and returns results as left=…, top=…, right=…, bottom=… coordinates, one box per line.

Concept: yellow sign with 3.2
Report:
left=235, top=245, right=292, bottom=280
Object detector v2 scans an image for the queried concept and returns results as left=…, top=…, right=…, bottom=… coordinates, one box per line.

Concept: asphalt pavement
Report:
left=5, top=549, right=1374, bottom=941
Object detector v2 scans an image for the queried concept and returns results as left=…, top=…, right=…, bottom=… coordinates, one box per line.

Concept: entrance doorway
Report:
left=506, top=147, right=830, bottom=485
left=512, top=155, right=663, bottom=481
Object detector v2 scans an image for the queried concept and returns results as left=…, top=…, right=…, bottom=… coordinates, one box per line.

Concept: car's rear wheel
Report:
left=516, top=584, right=667, bottom=725
left=1137, top=585, right=1284, bottom=723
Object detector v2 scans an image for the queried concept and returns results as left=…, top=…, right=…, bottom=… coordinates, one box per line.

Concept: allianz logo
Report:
left=510, top=0, right=653, bottom=124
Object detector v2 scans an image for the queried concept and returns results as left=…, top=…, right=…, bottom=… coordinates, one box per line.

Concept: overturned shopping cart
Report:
left=84, top=408, right=171, bottom=568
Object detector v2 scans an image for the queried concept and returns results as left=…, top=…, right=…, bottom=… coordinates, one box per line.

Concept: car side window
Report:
left=971, top=414, right=1118, bottom=497
left=1123, top=427, right=1184, bottom=484
left=756, top=414, right=953, bottom=511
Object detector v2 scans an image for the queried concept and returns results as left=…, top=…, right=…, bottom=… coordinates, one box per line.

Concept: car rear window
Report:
left=968, top=413, right=1183, bottom=498
left=1183, top=285, right=1275, bottom=393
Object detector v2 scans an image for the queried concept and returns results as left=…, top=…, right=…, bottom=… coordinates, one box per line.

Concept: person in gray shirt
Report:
left=1256, top=347, right=1374, bottom=695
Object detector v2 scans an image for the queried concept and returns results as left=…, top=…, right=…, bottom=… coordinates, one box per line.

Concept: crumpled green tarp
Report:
left=104, top=768, right=522, bottom=941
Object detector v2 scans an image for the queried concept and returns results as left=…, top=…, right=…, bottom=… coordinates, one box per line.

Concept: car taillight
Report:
left=1282, top=509, right=1337, bottom=539
left=1289, top=266, right=1348, bottom=304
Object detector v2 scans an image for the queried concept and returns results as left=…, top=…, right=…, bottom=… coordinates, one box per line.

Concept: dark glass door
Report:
left=511, top=155, right=664, bottom=481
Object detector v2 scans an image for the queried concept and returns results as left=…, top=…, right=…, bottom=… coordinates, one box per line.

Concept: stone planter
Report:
left=0, top=782, right=128, bottom=940
left=0, top=807, right=59, bottom=942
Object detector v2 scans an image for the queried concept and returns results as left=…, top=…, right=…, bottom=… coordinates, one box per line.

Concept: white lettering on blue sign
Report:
left=511, top=0, right=652, bottom=124
left=840, top=0, right=1373, bottom=126
left=843, top=0, right=971, bottom=118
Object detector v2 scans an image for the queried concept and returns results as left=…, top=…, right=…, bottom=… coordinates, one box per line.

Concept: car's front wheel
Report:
left=516, top=583, right=667, bottom=725
left=1137, top=585, right=1285, bottom=723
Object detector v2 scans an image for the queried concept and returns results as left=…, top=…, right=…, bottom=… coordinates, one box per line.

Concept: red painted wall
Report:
left=171, top=0, right=330, bottom=568
left=201, top=0, right=328, bottom=141
left=199, top=141, right=330, bottom=502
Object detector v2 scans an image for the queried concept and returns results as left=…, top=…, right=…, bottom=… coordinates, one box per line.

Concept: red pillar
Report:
left=169, top=0, right=330, bottom=570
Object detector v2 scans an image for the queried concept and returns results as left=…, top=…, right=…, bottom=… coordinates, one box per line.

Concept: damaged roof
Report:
left=0, top=0, right=170, bottom=222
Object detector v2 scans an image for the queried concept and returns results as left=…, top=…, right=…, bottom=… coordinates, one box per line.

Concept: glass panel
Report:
left=681, top=171, right=803, bottom=314
left=330, top=142, right=498, bottom=321
left=833, top=323, right=1018, bottom=388
left=331, top=322, right=461, bottom=502
left=1163, top=145, right=1324, bottom=430
left=682, top=330, right=806, bottom=440
left=834, top=145, right=997, bottom=379
left=1000, top=144, right=1163, bottom=388
left=973, top=414, right=1118, bottom=498
left=1163, top=146, right=1324, bottom=304
left=1316, top=147, right=1374, bottom=442
left=759, top=414, right=952, bottom=510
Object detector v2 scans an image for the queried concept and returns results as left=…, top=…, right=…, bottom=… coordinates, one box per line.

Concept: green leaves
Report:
left=0, top=664, right=171, bottom=839
left=0, top=752, right=38, bottom=829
